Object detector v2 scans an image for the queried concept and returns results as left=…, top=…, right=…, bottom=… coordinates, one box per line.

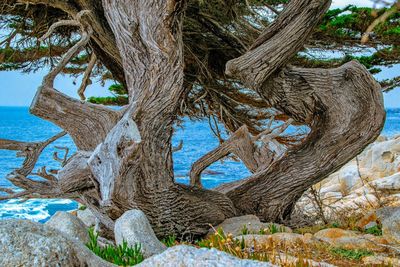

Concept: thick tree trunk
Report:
left=92, top=0, right=236, bottom=238
left=1, top=0, right=386, bottom=238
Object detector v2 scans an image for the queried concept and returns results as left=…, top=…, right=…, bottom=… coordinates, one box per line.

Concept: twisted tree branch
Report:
left=0, top=131, right=66, bottom=176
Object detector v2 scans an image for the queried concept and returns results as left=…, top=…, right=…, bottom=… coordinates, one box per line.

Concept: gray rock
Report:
left=210, top=215, right=291, bottom=237
left=137, top=245, right=275, bottom=267
left=0, top=219, right=115, bottom=267
left=362, top=255, right=400, bottom=266
left=77, top=208, right=96, bottom=227
left=376, top=206, right=400, bottom=220
left=371, top=172, right=400, bottom=192
left=114, top=209, right=166, bottom=258
left=314, top=228, right=388, bottom=252
left=365, top=221, right=378, bottom=230
left=275, top=253, right=336, bottom=267
left=45, top=211, right=89, bottom=244
left=380, top=207, right=400, bottom=243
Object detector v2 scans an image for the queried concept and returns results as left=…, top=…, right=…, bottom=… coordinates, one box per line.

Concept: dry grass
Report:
left=188, top=227, right=394, bottom=267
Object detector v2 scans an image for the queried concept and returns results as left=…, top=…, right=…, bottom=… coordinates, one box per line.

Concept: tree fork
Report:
left=1, top=0, right=386, bottom=238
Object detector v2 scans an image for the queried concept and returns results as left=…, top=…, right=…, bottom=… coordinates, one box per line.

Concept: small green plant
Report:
left=241, top=224, right=249, bottom=235
left=330, top=247, right=373, bottom=260
left=78, top=205, right=87, bottom=211
left=86, top=228, right=144, bottom=266
left=162, top=235, right=177, bottom=247
left=268, top=224, right=279, bottom=234
left=365, top=225, right=383, bottom=236
left=331, top=222, right=341, bottom=228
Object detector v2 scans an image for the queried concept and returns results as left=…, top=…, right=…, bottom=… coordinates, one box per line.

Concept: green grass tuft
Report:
left=86, top=228, right=144, bottom=266
left=161, top=235, right=177, bottom=247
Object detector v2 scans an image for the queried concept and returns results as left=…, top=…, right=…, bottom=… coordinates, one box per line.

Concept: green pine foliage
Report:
left=87, top=96, right=129, bottom=106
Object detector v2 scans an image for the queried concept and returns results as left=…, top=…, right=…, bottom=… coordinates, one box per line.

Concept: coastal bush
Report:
left=365, top=225, right=383, bottom=236
left=86, top=228, right=144, bottom=266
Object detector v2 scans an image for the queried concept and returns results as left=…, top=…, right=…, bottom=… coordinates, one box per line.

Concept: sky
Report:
left=0, top=0, right=398, bottom=107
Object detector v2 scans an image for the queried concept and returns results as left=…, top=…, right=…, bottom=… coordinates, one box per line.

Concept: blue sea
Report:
left=0, top=106, right=399, bottom=222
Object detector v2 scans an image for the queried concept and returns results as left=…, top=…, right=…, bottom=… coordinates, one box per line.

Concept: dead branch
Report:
left=361, top=1, right=400, bottom=44
left=0, top=187, right=15, bottom=194
left=53, top=146, right=70, bottom=167
left=0, top=131, right=66, bottom=176
left=172, top=140, right=184, bottom=153
left=32, top=166, right=57, bottom=182
left=41, top=10, right=93, bottom=87
left=29, top=8, right=121, bottom=151
left=78, top=53, right=97, bottom=100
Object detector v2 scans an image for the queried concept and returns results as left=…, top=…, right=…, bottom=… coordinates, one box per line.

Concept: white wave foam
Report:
left=0, top=198, right=76, bottom=222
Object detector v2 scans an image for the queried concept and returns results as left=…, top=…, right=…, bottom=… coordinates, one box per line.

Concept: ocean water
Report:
left=0, top=106, right=399, bottom=222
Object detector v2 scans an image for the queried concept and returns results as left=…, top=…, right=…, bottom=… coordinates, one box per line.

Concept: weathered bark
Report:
left=217, top=61, right=385, bottom=222
left=190, top=120, right=292, bottom=187
left=0, top=132, right=66, bottom=176
left=1, top=0, right=386, bottom=238
left=81, top=0, right=236, bottom=238
left=215, top=0, right=385, bottom=223
left=78, top=53, right=97, bottom=100
left=29, top=10, right=122, bottom=151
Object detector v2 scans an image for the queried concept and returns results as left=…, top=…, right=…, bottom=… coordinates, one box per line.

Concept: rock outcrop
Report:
left=314, top=228, right=389, bottom=252
left=297, top=135, right=400, bottom=219
left=371, top=172, right=400, bottom=193
left=210, top=215, right=291, bottom=237
left=0, top=219, right=114, bottom=267
left=77, top=208, right=97, bottom=228
left=137, top=245, right=275, bottom=267
left=114, top=209, right=166, bottom=258
left=362, top=255, right=400, bottom=267
left=380, top=207, right=400, bottom=243
left=45, top=211, right=89, bottom=244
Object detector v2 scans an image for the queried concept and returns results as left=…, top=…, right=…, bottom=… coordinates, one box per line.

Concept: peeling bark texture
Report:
left=97, top=0, right=236, bottom=238
left=226, top=0, right=332, bottom=90
left=88, top=112, right=141, bottom=206
left=3, top=0, right=386, bottom=238
left=58, top=151, right=94, bottom=193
